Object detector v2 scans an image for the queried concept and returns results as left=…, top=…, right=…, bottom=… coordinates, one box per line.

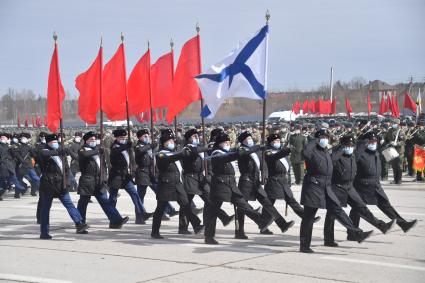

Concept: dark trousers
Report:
left=109, top=180, right=146, bottom=216
left=291, top=162, right=304, bottom=184
left=262, top=194, right=304, bottom=221
left=205, top=194, right=264, bottom=238
left=179, top=192, right=229, bottom=231
left=137, top=183, right=175, bottom=215
left=406, top=154, right=414, bottom=176
left=236, top=190, right=287, bottom=234
left=151, top=193, right=201, bottom=235
left=324, top=197, right=384, bottom=243
left=77, top=191, right=123, bottom=225
left=300, top=194, right=361, bottom=249
left=349, top=193, right=407, bottom=229
left=391, top=157, right=403, bottom=184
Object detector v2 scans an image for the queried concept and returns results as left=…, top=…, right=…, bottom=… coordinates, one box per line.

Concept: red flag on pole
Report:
left=331, top=98, right=336, bottom=114
left=76, top=46, right=102, bottom=124
left=127, top=49, right=151, bottom=116
left=345, top=97, right=353, bottom=118
left=302, top=99, right=309, bottom=114
left=46, top=40, right=66, bottom=133
left=166, top=35, right=201, bottom=123
left=292, top=100, right=300, bottom=114
left=387, top=92, right=393, bottom=115
left=309, top=98, right=316, bottom=113
left=379, top=92, right=386, bottom=115
left=367, top=90, right=373, bottom=117
left=151, top=51, right=174, bottom=110
left=393, top=93, right=400, bottom=117
left=102, top=43, right=127, bottom=121
left=404, top=92, right=417, bottom=113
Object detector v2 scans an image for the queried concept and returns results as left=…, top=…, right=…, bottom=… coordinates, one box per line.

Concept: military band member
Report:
left=383, top=119, right=405, bottom=184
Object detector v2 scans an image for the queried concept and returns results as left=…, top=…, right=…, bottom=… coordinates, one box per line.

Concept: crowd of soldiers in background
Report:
left=0, top=114, right=424, bottom=250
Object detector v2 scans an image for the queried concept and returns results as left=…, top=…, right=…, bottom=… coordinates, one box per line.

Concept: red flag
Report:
left=302, top=99, right=308, bottom=114
left=151, top=51, right=174, bottom=109
left=166, top=35, right=201, bottom=123
left=331, top=98, right=336, bottom=114
left=309, top=98, right=316, bottom=113
left=127, top=49, right=151, bottom=116
left=46, top=41, right=66, bottom=133
left=379, top=92, right=386, bottom=115
left=292, top=100, right=300, bottom=114
left=387, top=92, right=393, bottom=115
left=102, top=43, right=127, bottom=121
left=393, top=92, right=400, bottom=118
left=413, top=145, right=425, bottom=172
left=345, top=97, right=353, bottom=118
left=158, top=108, right=164, bottom=120
left=76, top=46, right=102, bottom=124
left=367, top=90, right=373, bottom=116
left=404, top=92, right=417, bottom=113
left=323, top=99, right=332, bottom=114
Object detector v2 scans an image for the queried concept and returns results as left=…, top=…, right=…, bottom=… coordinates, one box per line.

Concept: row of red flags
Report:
left=17, top=114, right=47, bottom=128
left=291, top=91, right=418, bottom=118
left=47, top=33, right=203, bottom=133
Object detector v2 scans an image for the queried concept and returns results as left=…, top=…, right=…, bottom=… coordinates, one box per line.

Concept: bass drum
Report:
left=382, top=147, right=399, bottom=162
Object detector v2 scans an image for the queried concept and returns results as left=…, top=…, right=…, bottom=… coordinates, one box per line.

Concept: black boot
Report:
left=76, top=223, right=89, bottom=234
left=235, top=231, right=248, bottom=239
left=205, top=237, right=219, bottom=245
left=399, top=219, right=417, bottom=233
left=260, top=229, right=273, bottom=235
left=135, top=213, right=145, bottom=225
left=221, top=215, right=235, bottom=227
left=110, top=216, right=129, bottom=229
left=279, top=220, right=295, bottom=233
left=378, top=219, right=396, bottom=234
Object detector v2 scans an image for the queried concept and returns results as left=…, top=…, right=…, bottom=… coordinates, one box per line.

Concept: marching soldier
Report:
left=76, top=131, right=129, bottom=229
left=14, top=133, right=40, bottom=196
left=324, top=135, right=395, bottom=247
left=300, top=129, right=373, bottom=253
left=38, top=134, right=88, bottom=239
left=151, top=129, right=204, bottom=239
left=134, top=129, right=176, bottom=222
left=108, top=128, right=151, bottom=224
left=349, top=131, right=417, bottom=239
left=204, top=132, right=273, bottom=245
left=68, top=132, right=83, bottom=192
left=263, top=133, right=319, bottom=226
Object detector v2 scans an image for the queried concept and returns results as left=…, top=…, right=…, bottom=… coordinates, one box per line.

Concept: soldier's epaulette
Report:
left=265, top=150, right=273, bottom=156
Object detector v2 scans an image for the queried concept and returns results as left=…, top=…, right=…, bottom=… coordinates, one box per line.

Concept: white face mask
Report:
left=245, top=138, right=254, bottom=147
left=21, top=137, right=28, bottom=144
left=222, top=145, right=231, bottom=152
left=294, top=130, right=301, bottom=134
left=367, top=143, right=377, bottom=151
left=318, top=138, right=329, bottom=148
left=142, top=136, right=151, bottom=144
left=272, top=142, right=281, bottom=150
left=12, top=138, right=18, bottom=144
left=74, top=137, right=82, bottom=143
left=342, top=146, right=354, bottom=155
left=166, top=142, right=175, bottom=151
left=191, top=138, right=200, bottom=146
left=41, top=138, right=46, bottom=144
left=88, top=141, right=97, bottom=148
left=118, top=139, right=127, bottom=145
left=50, top=142, right=59, bottom=150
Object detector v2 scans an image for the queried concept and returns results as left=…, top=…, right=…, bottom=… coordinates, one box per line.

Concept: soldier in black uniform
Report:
left=0, top=132, right=27, bottom=199
left=77, top=131, right=129, bottom=229
left=204, top=132, right=273, bottom=245
left=151, top=129, right=204, bottom=239
left=134, top=129, right=176, bottom=223
left=324, top=135, right=395, bottom=247
left=68, top=132, right=82, bottom=192
left=300, top=129, right=373, bottom=253
left=263, top=133, right=320, bottom=229
left=14, top=133, right=40, bottom=196
left=236, top=131, right=295, bottom=239
left=38, top=134, right=88, bottom=239
left=108, top=128, right=150, bottom=223
left=348, top=132, right=417, bottom=239
left=179, top=129, right=234, bottom=234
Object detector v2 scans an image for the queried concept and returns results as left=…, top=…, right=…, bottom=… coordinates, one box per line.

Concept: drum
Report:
left=382, top=147, right=399, bottom=162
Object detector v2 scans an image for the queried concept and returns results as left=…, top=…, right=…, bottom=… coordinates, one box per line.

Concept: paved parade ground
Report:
left=0, top=174, right=424, bottom=283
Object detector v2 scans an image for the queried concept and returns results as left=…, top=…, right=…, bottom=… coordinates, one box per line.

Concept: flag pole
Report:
left=99, top=36, right=105, bottom=184
left=329, top=67, right=334, bottom=101
left=121, top=33, right=133, bottom=173
left=261, top=10, right=270, bottom=185
left=53, top=32, right=66, bottom=190
left=170, top=38, right=178, bottom=134
left=147, top=41, right=154, bottom=135
left=196, top=23, right=208, bottom=174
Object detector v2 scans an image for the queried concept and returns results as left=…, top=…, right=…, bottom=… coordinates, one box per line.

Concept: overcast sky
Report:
left=0, top=0, right=424, bottom=98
